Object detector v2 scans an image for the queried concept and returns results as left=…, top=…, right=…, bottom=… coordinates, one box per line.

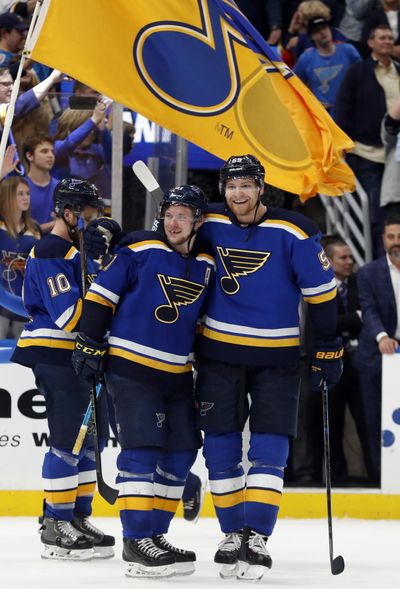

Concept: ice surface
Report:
left=1, top=517, right=399, bottom=588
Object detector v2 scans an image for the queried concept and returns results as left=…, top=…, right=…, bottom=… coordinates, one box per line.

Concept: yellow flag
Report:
left=29, top=0, right=354, bottom=199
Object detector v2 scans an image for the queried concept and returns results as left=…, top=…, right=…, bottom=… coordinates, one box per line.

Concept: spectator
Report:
left=284, top=1, right=347, bottom=65
left=23, top=134, right=58, bottom=233
left=322, top=236, right=370, bottom=482
left=53, top=98, right=111, bottom=192
left=334, top=25, right=400, bottom=256
left=0, top=12, right=27, bottom=67
left=0, top=176, right=40, bottom=338
left=381, top=95, right=400, bottom=215
left=0, top=1, right=37, bottom=16
left=354, top=213, right=400, bottom=483
left=294, top=17, right=360, bottom=115
left=339, top=0, right=381, bottom=55
left=361, top=0, right=400, bottom=60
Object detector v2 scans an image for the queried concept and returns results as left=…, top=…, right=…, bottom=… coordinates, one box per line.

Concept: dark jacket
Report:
left=334, top=56, right=400, bottom=146
left=354, top=256, right=397, bottom=375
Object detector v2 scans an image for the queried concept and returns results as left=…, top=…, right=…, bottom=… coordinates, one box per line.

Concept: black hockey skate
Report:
left=214, top=530, right=243, bottom=578
left=153, top=534, right=196, bottom=575
left=72, top=513, right=115, bottom=559
left=123, top=537, right=176, bottom=578
left=237, top=527, right=272, bottom=581
left=40, top=516, right=94, bottom=561
left=182, top=474, right=206, bottom=523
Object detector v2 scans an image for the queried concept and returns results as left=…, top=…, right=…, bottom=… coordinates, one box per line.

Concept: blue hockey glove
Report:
left=72, top=333, right=108, bottom=380
left=310, top=339, right=344, bottom=391
left=84, top=217, right=122, bottom=259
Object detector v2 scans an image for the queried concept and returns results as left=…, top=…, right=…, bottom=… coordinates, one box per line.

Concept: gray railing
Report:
left=319, top=177, right=372, bottom=266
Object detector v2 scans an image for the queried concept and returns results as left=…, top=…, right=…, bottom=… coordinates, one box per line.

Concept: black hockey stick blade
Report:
left=331, top=555, right=345, bottom=575
left=132, top=160, right=164, bottom=201
left=97, top=475, right=118, bottom=505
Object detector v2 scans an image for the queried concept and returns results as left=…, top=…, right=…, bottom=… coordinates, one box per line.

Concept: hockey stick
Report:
left=77, top=224, right=118, bottom=505
left=72, top=382, right=101, bottom=456
left=322, top=379, right=345, bottom=575
left=132, top=160, right=164, bottom=201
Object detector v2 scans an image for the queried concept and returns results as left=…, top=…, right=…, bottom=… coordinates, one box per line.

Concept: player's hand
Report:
left=310, top=339, right=344, bottom=391
left=84, top=217, right=122, bottom=259
left=72, top=333, right=108, bottom=380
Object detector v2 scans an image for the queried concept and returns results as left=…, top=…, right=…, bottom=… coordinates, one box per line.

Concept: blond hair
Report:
left=0, top=177, right=40, bottom=239
left=54, top=108, right=94, bottom=140
left=300, top=0, right=331, bottom=21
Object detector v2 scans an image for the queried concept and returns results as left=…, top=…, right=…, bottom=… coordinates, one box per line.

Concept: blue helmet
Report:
left=219, top=155, right=265, bottom=195
left=160, top=184, right=208, bottom=220
left=53, top=178, right=103, bottom=216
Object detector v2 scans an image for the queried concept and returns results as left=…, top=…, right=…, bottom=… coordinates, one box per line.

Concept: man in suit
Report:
left=322, top=236, right=370, bottom=483
left=355, top=214, right=400, bottom=483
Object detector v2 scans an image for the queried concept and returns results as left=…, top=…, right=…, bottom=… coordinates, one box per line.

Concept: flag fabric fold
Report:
left=28, top=0, right=355, bottom=199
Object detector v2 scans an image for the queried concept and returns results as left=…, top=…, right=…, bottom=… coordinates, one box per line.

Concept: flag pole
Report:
left=0, top=0, right=45, bottom=172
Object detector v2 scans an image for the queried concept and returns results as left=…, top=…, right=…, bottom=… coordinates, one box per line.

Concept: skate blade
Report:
left=125, top=562, right=176, bottom=578
left=237, top=562, right=267, bottom=581
left=218, top=562, right=239, bottom=579
left=175, top=561, right=195, bottom=575
left=41, top=545, right=94, bottom=561
left=93, top=545, right=115, bottom=559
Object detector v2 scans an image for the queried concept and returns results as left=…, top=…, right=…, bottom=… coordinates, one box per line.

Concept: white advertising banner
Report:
left=0, top=363, right=119, bottom=490
left=381, top=354, right=400, bottom=493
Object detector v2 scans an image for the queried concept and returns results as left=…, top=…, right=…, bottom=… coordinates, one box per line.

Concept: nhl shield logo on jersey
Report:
left=156, top=412, right=166, bottom=428
left=199, top=402, right=214, bottom=416
left=155, top=273, right=205, bottom=323
left=216, top=247, right=271, bottom=294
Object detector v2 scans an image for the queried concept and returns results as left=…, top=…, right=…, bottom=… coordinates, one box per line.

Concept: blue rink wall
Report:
left=1, top=350, right=400, bottom=519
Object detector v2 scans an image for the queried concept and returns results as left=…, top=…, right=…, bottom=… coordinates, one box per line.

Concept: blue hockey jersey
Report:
left=197, top=203, right=338, bottom=366
left=0, top=218, right=38, bottom=298
left=81, top=230, right=215, bottom=382
left=12, top=233, right=97, bottom=367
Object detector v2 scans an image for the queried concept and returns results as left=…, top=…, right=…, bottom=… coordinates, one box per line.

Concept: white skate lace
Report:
left=218, top=532, right=242, bottom=552
left=80, top=517, right=102, bottom=537
left=57, top=521, right=80, bottom=540
left=137, top=538, right=166, bottom=558
left=248, top=533, right=269, bottom=555
left=155, top=535, right=185, bottom=554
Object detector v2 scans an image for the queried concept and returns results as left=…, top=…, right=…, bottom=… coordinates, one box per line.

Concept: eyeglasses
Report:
left=0, top=81, right=13, bottom=87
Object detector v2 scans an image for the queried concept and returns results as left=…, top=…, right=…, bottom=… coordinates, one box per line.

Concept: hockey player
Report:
left=11, top=178, right=115, bottom=561
left=194, top=155, right=343, bottom=581
left=72, top=185, right=214, bottom=578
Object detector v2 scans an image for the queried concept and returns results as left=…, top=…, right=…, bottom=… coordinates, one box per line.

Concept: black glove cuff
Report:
left=75, top=333, right=107, bottom=357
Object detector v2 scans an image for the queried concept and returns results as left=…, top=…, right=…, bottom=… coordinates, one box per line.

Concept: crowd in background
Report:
left=1, top=0, right=400, bottom=489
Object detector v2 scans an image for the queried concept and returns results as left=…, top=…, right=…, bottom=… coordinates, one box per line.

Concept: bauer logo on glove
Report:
left=310, top=339, right=344, bottom=391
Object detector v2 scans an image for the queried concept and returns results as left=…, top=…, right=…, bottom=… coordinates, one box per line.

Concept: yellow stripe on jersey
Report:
left=263, top=219, right=309, bottom=239
left=17, top=337, right=75, bottom=350
left=118, top=496, right=153, bottom=511
left=202, top=328, right=299, bottom=348
left=45, top=489, right=77, bottom=504
left=64, top=246, right=78, bottom=259
left=128, top=239, right=170, bottom=252
left=211, top=489, right=245, bottom=508
left=246, top=488, right=282, bottom=507
left=205, top=213, right=230, bottom=222
left=85, top=291, right=116, bottom=311
left=63, top=298, right=82, bottom=332
left=153, top=496, right=180, bottom=513
left=76, top=482, right=96, bottom=497
left=304, top=288, right=337, bottom=304
left=109, top=346, right=192, bottom=373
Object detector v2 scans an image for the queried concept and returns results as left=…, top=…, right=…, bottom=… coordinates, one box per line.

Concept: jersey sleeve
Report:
left=291, top=233, right=338, bottom=342
left=80, top=248, right=138, bottom=340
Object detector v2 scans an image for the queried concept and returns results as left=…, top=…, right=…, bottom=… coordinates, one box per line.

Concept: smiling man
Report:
left=354, top=213, right=400, bottom=483
left=72, top=185, right=215, bottom=579
left=195, top=154, right=343, bottom=581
